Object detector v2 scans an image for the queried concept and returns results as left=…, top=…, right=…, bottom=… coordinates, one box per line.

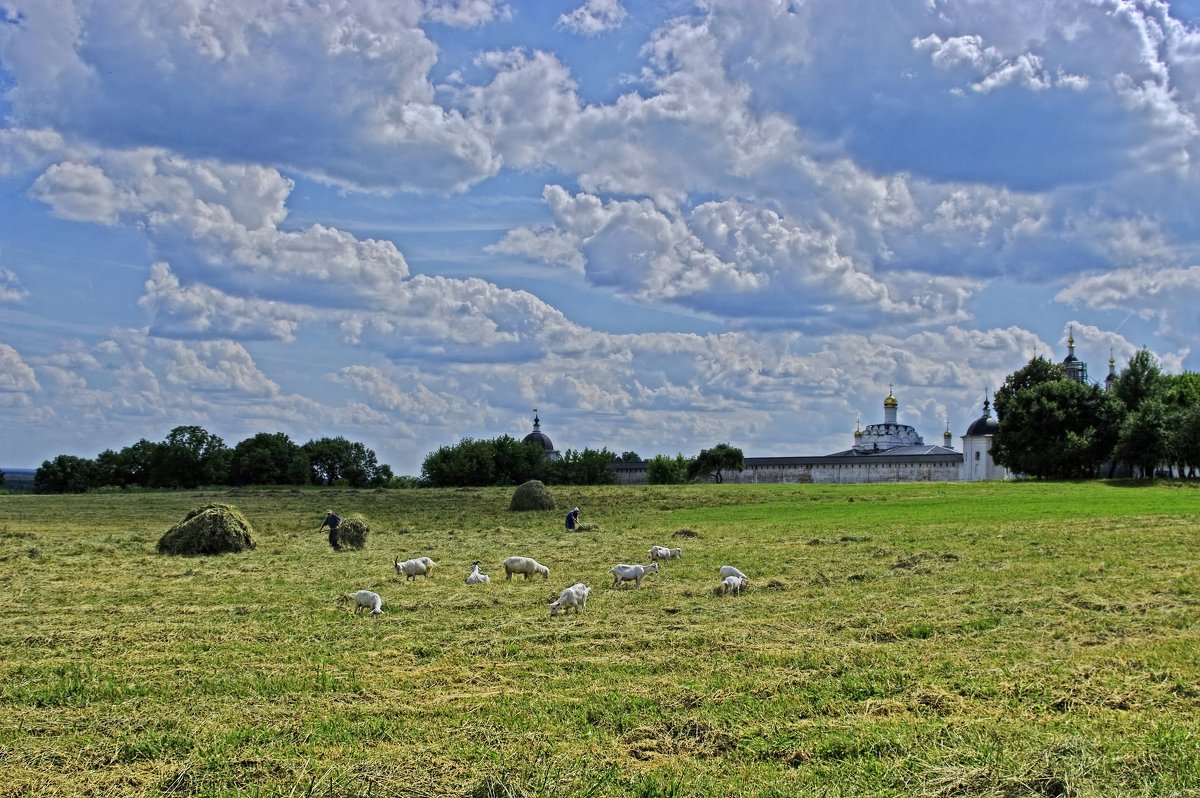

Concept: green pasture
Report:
left=0, top=480, right=1198, bottom=797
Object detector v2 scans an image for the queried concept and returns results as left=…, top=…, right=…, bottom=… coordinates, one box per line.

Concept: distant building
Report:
left=1063, top=326, right=1088, bottom=384
left=959, top=392, right=1008, bottom=482
left=522, top=410, right=560, bottom=461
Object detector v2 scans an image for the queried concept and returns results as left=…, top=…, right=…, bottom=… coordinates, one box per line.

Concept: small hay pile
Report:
left=337, top=513, right=371, bottom=550
left=157, top=503, right=256, bottom=556
left=509, top=480, right=556, bottom=511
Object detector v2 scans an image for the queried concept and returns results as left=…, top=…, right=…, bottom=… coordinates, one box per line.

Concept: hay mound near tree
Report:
left=509, top=480, right=556, bottom=512
left=337, top=513, right=371, bottom=550
left=157, top=503, right=256, bottom=556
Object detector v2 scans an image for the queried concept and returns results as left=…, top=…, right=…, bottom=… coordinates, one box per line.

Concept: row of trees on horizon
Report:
left=15, top=349, right=1197, bottom=492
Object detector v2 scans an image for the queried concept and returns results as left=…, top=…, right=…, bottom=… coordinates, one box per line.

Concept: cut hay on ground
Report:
left=509, top=480, right=556, bottom=511
left=157, top=502, right=256, bottom=556
left=338, top=513, right=370, bottom=550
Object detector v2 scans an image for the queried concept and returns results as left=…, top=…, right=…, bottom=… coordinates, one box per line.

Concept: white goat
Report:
left=393, top=556, right=436, bottom=581
left=341, top=589, right=383, bottom=617
left=719, top=565, right=748, bottom=582
left=465, top=561, right=490, bottom=584
left=720, top=575, right=747, bottom=596
left=549, top=583, right=591, bottom=617
left=608, top=561, right=660, bottom=589
left=648, top=545, right=683, bottom=562
left=503, top=556, right=550, bottom=580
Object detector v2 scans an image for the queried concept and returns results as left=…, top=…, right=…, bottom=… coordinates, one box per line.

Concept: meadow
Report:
left=0, top=480, right=1198, bottom=797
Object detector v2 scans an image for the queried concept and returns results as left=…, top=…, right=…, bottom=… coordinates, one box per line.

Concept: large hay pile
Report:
left=509, top=480, right=556, bottom=511
left=337, top=513, right=370, bottom=550
left=157, top=503, right=256, bottom=556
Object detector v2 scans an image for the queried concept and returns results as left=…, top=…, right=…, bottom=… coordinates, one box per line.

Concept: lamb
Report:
left=341, top=589, right=383, bottom=618
left=608, top=561, right=660, bottom=589
left=465, top=561, right=490, bottom=584
left=549, top=582, right=590, bottom=617
left=393, top=556, right=436, bottom=581
left=720, top=575, right=747, bottom=596
left=503, top=556, right=550, bottom=580
left=648, top=545, right=683, bottom=562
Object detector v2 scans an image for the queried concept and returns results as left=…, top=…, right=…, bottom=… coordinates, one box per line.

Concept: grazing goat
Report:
left=648, top=545, right=683, bottom=562
left=549, top=583, right=590, bottom=617
left=720, top=575, right=747, bottom=596
left=718, top=565, right=748, bottom=582
left=503, top=556, right=550, bottom=580
left=394, top=556, right=436, bottom=581
left=341, top=589, right=383, bottom=618
left=465, top=561, right=490, bottom=584
left=608, top=561, right=659, bottom=589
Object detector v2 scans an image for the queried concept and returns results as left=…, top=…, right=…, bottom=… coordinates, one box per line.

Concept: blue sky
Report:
left=1, top=0, right=1198, bottom=476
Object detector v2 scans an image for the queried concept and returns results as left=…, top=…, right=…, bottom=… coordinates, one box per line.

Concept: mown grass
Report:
left=0, top=480, right=1198, bottom=797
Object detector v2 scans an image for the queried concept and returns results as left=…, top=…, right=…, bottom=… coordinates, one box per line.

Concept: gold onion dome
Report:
left=883, top=392, right=898, bottom=409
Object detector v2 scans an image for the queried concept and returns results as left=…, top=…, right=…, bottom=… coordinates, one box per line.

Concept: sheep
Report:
left=465, top=561, right=490, bottom=585
left=340, top=589, right=383, bottom=617
left=393, top=556, right=436, bottom=581
left=549, top=582, right=590, bottom=617
left=649, top=545, right=683, bottom=562
left=720, top=575, right=747, bottom=596
left=503, top=556, right=550, bottom=580
left=608, top=561, right=659, bottom=589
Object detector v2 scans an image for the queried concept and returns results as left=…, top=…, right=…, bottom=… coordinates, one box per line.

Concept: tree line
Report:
left=33, top=427, right=394, bottom=493
left=993, top=350, right=1200, bottom=479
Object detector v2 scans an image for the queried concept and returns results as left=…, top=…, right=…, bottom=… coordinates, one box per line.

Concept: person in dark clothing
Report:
left=564, top=507, right=580, bottom=531
left=320, top=510, right=342, bottom=551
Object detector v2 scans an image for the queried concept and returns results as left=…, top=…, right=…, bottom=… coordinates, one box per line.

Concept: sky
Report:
left=2, top=0, right=1199, bottom=477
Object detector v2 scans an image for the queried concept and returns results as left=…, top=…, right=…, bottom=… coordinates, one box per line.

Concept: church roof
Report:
left=965, top=415, right=999, bottom=436
left=522, top=411, right=555, bottom=452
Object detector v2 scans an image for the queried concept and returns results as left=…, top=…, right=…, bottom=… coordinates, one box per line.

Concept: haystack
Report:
left=157, top=502, right=256, bottom=556
left=337, top=513, right=371, bottom=550
left=509, top=480, right=556, bottom=512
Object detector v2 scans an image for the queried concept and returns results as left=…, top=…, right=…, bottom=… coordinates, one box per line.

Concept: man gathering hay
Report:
left=509, top=480, right=556, bottom=511
left=157, top=503, right=256, bottom=556
left=336, top=513, right=371, bottom=550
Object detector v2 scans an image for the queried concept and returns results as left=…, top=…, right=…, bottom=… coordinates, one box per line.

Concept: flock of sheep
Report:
left=341, top=543, right=749, bottom=620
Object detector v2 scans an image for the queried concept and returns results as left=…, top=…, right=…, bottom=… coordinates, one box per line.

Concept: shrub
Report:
left=157, top=503, right=256, bottom=556
left=338, top=513, right=371, bottom=550
left=509, top=480, right=556, bottom=511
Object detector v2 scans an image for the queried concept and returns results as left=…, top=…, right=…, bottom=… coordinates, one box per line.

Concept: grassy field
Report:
left=1, top=480, right=1198, bottom=797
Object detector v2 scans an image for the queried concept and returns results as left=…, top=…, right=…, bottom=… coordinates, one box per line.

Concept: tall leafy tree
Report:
left=229, top=432, right=310, bottom=485
left=151, top=426, right=231, bottom=488
left=1113, top=348, right=1166, bottom=412
left=34, top=455, right=99, bottom=493
left=1169, top=404, right=1200, bottom=478
left=646, top=453, right=689, bottom=485
left=304, top=436, right=389, bottom=487
left=993, top=378, right=1122, bottom=479
left=686, top=443, right=745, bottom=484
left=95, top=439, right=160, bottom=488
left=1114, top=399, right=1170, bottom=478
left=547, top=448, right=618, bottom=485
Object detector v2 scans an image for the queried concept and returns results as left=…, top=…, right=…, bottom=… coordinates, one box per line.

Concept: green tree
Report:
left=34, top=454, right=99, bottom=493
left=95, top=439, right=161, bottom=488
left=993, top=378, right=1122, bottom=479
left=1168, top=404, right=1200, bottom=478
left=1163, top=371, right=1200, bottom=408
left=686, top=443, right=745, bottom=484
left=421, top=438, right=499, bottom=487
left=1114, top=348, right=1166, bottom=412
left=150, top=426, right=231, bottom=488
left=618, top=451, right=642, bottom=462
left=547, top=448, right=618, bottom=485
left=303, top=436, right=389, bottom=487
left=646, top=453, right=689, bottom=484
left=992, top=356, right=1067, bottom=421
left=0, top=469, right=7, bottom=489
left=229, top=432, right=310, bottom=486
left=1114, top=399, right=1170, bottom=478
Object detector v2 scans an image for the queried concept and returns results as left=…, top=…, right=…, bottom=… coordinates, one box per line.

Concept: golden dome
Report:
left=883, top=392, right=898, bottom=409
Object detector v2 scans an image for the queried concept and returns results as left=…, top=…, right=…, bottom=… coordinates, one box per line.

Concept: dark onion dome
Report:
left=965, top=395, right=998, bottom=436
left=523, top=412, right=555, bottom=453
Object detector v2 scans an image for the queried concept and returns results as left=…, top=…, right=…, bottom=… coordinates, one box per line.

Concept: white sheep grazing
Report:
left=343, top=589, right=383, bottom=617
left=608, top=561, right=660, bottom=589
left=648, top=545, right=683, bottom=562
left=720, top=575, right=747, bottom=596
left=393, top=556, right=436, bottom=581
left=719, top=565, right=748, bottom=582
left=503, top=556, right=550, bottom=580
left=465, top=561, right=490, bottom=584
left=549, top=582, right=590, bottom=617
